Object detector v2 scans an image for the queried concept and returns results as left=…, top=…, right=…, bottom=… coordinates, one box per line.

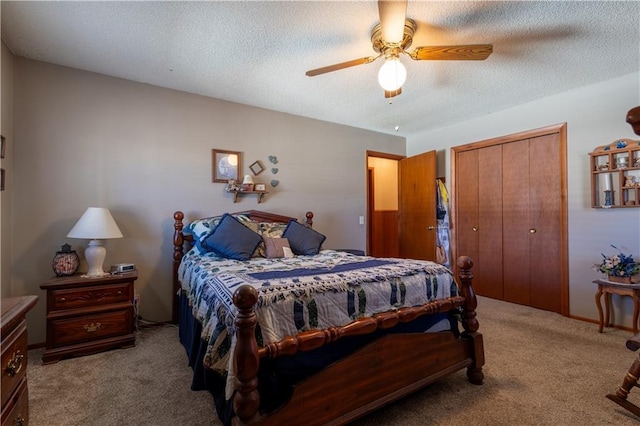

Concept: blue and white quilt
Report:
left=178, top=248, right=457, bottom=399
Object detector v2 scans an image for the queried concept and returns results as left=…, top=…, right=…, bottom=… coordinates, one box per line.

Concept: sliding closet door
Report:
left=502, top=140, right=532, bottom=305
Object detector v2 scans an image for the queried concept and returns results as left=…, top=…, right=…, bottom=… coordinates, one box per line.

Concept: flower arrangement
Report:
left=593, top=245, right=640, bottom=277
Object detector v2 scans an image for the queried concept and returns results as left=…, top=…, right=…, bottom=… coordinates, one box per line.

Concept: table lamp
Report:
left=67, top=207, right=123, bottom=277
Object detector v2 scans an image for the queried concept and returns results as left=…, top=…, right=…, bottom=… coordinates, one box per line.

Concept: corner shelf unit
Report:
left=589, top=139, right=640, bottom=208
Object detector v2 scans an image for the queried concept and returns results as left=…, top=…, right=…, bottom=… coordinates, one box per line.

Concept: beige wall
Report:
left=367, top=156, right=398, bottom=210
left=1, top=42, right=14, bottom=299
left=408, top=72, right=640, bottom=328
left=9, top=57, right=405, bottom=344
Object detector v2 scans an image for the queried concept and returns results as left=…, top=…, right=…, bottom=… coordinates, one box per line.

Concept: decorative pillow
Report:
left=282, top=246, right=295, bottom=258
left=255, top=222, right=289, bottom=257
left=263, top=237, right=291, bottom=259
left=282, top=219, right=326, bottom=256
left=201, top=213, right=262, bottom=261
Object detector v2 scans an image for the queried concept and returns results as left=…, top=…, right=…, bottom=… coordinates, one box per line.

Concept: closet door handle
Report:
left=427, top=226, right=435, bottom=230
left=472, top=227, right=478, bottom=232
left=530, top=229, right=537, bottom=234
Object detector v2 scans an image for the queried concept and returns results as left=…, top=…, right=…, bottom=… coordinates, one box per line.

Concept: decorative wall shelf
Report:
left=226, top=189, right=268, bottom=203
left=589, top=139, right=640, bottom=208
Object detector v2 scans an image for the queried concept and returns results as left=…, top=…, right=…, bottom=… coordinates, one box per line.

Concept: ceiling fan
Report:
left=306, top=0, right=493, bottom=98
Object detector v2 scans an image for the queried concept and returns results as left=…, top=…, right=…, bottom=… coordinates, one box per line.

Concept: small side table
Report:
left=40, top=271, right=137, bottom=364
left=594, top=279, right=640, bottom=334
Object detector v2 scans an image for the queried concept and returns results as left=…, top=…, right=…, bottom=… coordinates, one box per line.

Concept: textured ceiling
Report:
left=1, top=1, right=639, bottom=139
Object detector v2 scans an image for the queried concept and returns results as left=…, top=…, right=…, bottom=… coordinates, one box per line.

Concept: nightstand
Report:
left=40, top=271, right=137, bottom=364
left=1, top=295, right=38, bottom=426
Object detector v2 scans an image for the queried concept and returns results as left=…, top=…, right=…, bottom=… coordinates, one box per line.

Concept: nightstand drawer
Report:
left=51, top=282, right=132, bottom=311
left=50, top=308, right=133, bottom=348
left=0, top=322, right=27, bottom=411
left=1, top=378, right=28, bottom=426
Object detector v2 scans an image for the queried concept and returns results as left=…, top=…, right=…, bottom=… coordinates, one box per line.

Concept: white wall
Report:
left=408, top=72, right=640, bottom=327
left=10, top=57, right=405, bottom=344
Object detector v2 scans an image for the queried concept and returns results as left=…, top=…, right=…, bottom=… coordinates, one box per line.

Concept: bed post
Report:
left=232, top=285, right=261, bottom=425
left=172, top=211, right=185, bottom=324
left=456, top=255, right=484, bottom=385
left=305, top=211, right=314, bottom=227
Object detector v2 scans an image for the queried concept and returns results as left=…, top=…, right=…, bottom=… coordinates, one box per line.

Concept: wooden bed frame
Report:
left=173, top=210, right=484, bottom=425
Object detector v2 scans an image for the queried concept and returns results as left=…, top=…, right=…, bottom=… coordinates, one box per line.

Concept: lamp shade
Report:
left=67, top=207, right=123, bottom=239
left=378, top=58, right=407, bottom=92
left=242, top=175, right=254, bottom=185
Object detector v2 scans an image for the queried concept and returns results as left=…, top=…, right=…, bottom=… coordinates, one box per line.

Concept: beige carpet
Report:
left=27, top=296, right=640, bottom=425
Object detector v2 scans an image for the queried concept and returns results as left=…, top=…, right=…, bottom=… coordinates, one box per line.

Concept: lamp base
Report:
left=84, top=239, right=108, bottom=277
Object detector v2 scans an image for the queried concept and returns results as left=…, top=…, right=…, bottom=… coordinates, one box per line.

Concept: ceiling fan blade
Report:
left=409, top=44, right=493, bottom=61
left=378, top=0, right=407, bottom=43
left=305, top=56, right=378, bottom=77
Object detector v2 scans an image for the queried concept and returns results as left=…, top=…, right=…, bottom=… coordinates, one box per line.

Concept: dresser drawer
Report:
left=1, top=377, right=28, bottom=426
left=50, top=308, right=133, bottom=348
left=0, top=322, right=27, bottom=411
left=51, top=282, right=132, bottom=311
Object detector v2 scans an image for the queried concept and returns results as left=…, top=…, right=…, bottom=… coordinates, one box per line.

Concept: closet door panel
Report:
left=477, top=145, right=503, bottom=299
left=502, top=140, right=531, bottom=305
left=529, top=133, right=562, bottom=312
left=455, top=150, right=479, bottom=284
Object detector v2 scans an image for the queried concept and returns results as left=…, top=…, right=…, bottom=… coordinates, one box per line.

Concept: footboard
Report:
left=232, top=256, right=483, bottom=425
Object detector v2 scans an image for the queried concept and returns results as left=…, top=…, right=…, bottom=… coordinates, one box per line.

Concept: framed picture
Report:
left=1, top=168, right=5, bottom=191
left=249, top=160, right=264, bottom=176
left=1, top=135, right=5, bottom=159
left=212, top=149, right=242, bottom=183
left=254, top=183, right=266, bottom=192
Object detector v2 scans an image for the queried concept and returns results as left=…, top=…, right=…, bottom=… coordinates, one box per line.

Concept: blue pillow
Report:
left=201, top=213, right=262, bottom=261
left=282, top=219, right=326, bottom=255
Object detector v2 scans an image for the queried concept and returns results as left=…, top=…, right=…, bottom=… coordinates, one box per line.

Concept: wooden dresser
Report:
left=1, top=295, right=38, bottom=426
left=40, top=272, right=136, bottom=364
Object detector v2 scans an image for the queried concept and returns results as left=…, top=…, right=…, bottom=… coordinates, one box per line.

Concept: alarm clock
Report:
left=110, top=263, right=136, bottom=274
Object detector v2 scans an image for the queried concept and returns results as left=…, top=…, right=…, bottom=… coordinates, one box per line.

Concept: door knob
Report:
left=472, top=227, right=478, bottom=232
left=427, top=226, right=435, bottom=230
left=530, top=229, right=537, bottom=234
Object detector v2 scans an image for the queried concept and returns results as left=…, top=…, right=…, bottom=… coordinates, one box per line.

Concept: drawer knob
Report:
left=59, top=297, right=66, bottom=302
left=6, top=350, right=23, bottom=377
left=84, top=322, right=102, bottom=333
left=117, top=290, right=122, bottom=295
left=14, top=415, right=25, bottom=426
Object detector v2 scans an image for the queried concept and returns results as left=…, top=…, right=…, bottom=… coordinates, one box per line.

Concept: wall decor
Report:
left=268, top=155, right=278, bottom=164
left=271, top=167, right=279, bottom=174
left=1, top=135, right=5, bottom=159
left=254, top=183, right=266, bottom=192
left=270, top=179, right=279, bottom=188
left=212, top=149, right=242, bottom=183
left=249, top=160, right=264, bottom=176
left=1, top=168, right=5, bottom=191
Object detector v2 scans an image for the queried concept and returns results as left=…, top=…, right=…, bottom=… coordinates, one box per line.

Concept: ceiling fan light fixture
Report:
left=378, top=57, right=406, bottom=92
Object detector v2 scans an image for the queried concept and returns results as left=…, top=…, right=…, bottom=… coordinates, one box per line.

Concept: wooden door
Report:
left=455, top=146, right=503, bottom=299
left=452, top=124, right=568, bottom=315
left=502, top=139, right=532, bottom=305
left=455, top=150, right=480, bottom=279
left=399, top=151, right=436, bottom=260
left=528, top=133, right=562, bottom=312
left=477, top=145, right=504, bottom=300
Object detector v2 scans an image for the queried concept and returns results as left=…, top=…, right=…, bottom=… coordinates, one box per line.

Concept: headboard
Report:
left=171, top=210, right=314, bottom=323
